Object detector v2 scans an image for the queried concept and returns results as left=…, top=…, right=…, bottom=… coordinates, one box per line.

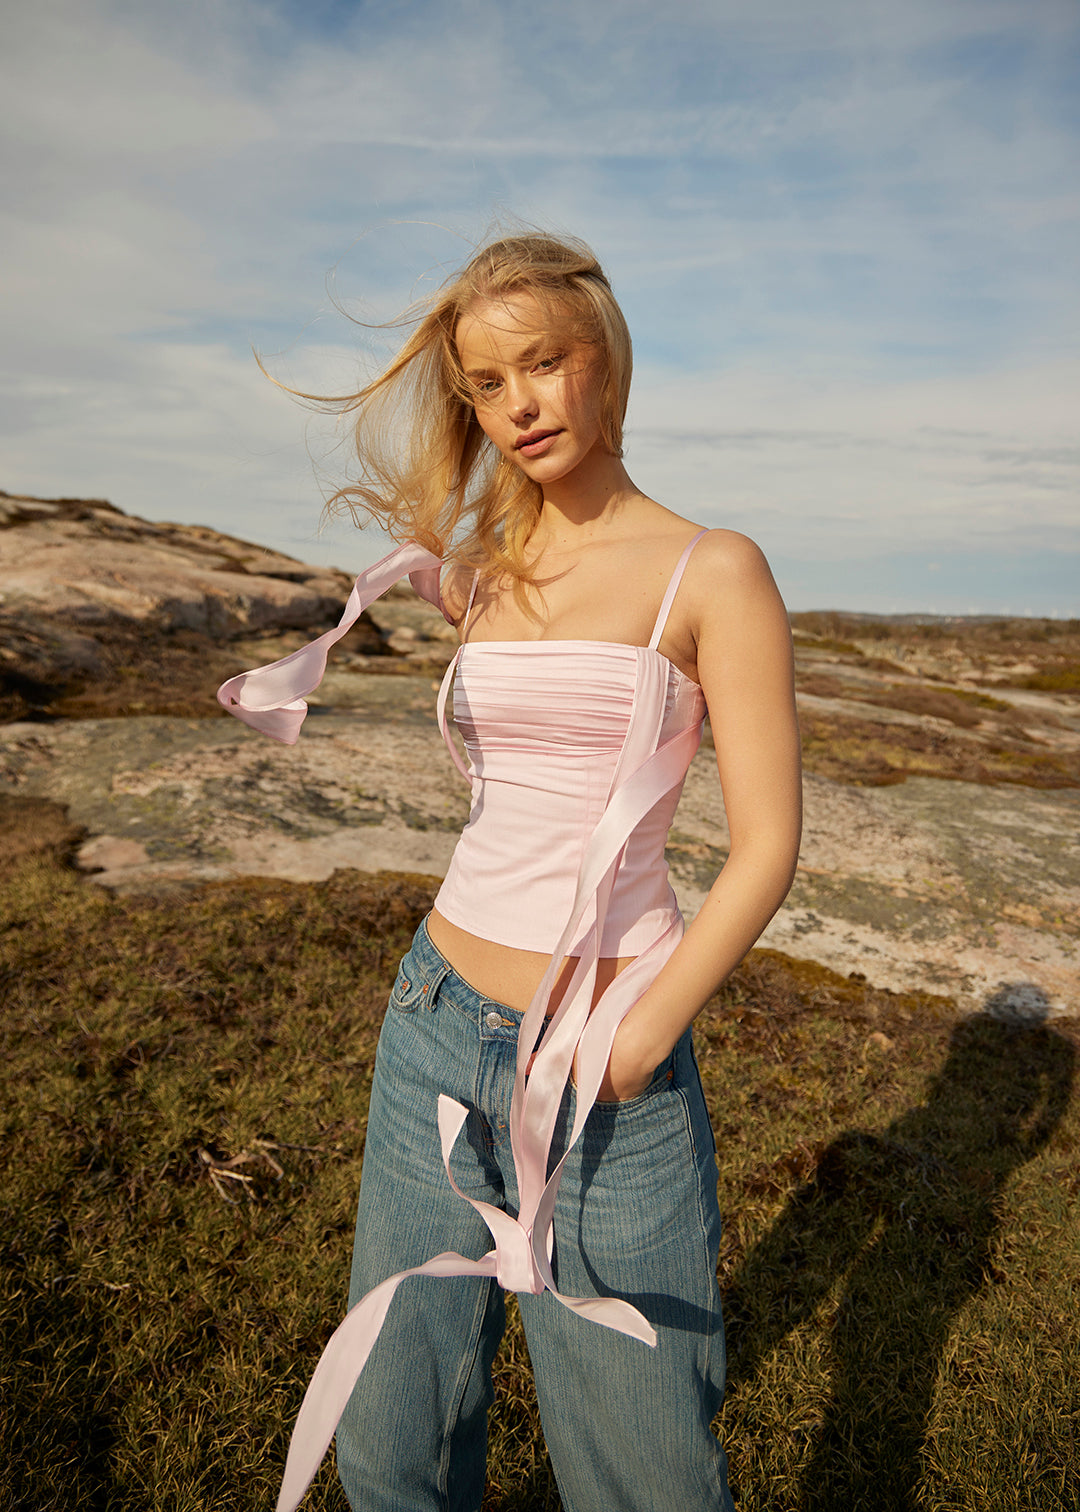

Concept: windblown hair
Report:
left=304, top=232, right=632, bottom=586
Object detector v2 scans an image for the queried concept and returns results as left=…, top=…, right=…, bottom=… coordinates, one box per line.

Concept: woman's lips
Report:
left=515, top=430, right=560, bottom=457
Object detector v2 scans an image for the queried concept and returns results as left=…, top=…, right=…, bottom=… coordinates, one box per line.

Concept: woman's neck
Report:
left=532, top=454, right=643, bottom=549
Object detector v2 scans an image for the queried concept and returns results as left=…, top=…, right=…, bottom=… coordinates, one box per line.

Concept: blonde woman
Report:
left=221, top=232, right=802, bottom=1512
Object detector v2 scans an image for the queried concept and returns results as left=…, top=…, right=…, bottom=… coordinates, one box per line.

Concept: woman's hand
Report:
left=595, top=1042, right=649, bottom=1102
left=595, top=1013, right=669, bottom=1103
left=596, top=1060, right=654, bottom=1103
left=529, top=1018, right=660, bottom=1104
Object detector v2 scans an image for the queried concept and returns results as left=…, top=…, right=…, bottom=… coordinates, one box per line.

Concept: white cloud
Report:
left=627, top=358, right=1080, bottom=558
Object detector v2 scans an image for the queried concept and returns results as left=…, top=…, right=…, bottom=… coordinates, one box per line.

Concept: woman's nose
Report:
left=505, top=377, right=539, bottom=424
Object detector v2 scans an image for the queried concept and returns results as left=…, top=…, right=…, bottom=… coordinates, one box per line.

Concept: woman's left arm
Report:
left=604, top=530, right=802, bottom=1100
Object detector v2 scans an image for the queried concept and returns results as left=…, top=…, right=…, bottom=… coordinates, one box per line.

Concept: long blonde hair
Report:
left=304, top=232, right=633, bottom=584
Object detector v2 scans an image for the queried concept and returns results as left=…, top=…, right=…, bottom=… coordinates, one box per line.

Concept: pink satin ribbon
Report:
left=216, top=541, right=447, bottom=743
left=216, top=542, right=705, bottom=1512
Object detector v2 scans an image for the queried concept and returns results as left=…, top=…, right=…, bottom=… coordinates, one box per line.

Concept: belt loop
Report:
left=422, top=957, right=451, bottom=1010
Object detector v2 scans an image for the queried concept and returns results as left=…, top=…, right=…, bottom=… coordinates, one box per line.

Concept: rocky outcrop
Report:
left=0, top=491, right=400, bottom=720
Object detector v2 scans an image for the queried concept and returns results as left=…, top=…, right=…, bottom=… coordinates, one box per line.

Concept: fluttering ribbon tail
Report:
left=275, top=1248, right=499, bottom=1512
left=217, top=541, right=445, bottom=744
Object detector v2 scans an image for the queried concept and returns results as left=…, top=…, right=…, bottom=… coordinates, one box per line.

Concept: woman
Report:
left=220, top=232, right=801, bottom=1512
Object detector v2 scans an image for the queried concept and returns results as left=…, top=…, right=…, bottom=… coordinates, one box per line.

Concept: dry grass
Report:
left=797, top=675, right=1020, bottom=729
left=0, top=618, right=252, bottom=721
left=2, top=799, right=1078, bottom=1511
left=790, top=610, right=1080, bottom=675
left=699, top=955, right=1079, bottom=1511
left=792, top=613, right=1080, bottom=789
left=797, top=708, right=1080, bottom=789
left=675, top=607, right=1079, bottom=795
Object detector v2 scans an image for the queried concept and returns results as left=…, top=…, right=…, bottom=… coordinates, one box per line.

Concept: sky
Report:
left=2, top=0, right=1077, bottom=615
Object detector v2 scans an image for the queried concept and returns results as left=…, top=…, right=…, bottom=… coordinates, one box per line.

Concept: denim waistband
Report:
left=401, top=915, right=532, bottom=1045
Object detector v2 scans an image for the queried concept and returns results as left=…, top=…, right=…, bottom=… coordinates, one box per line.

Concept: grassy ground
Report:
left=2, top=797, right=1077, bottom=1511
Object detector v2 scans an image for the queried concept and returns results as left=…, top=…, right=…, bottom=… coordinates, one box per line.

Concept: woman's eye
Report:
left=534, top=354, right=562, bottom=373
left=473, top=376, right=502, bottom=396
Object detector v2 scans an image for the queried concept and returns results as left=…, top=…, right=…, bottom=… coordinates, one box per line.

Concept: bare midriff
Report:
left=427, top=907, right=634, bottom=1016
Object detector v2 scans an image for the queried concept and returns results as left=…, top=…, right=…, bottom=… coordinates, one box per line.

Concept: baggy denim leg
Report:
left=517, top=1032, right=734, bottom=1511
left=335, top=918, right=734, bottom=1512
left=335, top=922, right=510, bottom=1512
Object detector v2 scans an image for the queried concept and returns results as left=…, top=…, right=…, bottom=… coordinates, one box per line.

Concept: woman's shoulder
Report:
left=687, top=525, right=769, bottom=570
left=645, top=501, right=769, bottom=579
left=675, top=525, right=777, bottom=596
left=439, top=560, right=478, bottom=628
left=678, top=527, right=785, bottom=634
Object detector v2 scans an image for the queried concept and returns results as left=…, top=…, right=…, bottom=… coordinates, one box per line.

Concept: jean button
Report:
left=484, top=1011, right=502, bottom=1029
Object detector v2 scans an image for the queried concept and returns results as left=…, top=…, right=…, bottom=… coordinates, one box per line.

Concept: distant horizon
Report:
left=6, top=483, right=1077, bottom=625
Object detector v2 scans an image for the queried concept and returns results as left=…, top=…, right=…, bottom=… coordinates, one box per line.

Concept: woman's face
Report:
left=454, top=293, right=607, bottom=485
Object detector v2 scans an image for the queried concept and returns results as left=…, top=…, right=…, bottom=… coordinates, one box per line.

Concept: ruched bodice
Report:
left=434, top=641, right=705, bottom=954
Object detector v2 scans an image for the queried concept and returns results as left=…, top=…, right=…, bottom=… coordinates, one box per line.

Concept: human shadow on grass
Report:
left=722, top=990, right=1074, bottom=1512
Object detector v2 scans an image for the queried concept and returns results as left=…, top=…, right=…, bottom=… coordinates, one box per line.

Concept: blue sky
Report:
left=2, top=0, right=1077, bottom=614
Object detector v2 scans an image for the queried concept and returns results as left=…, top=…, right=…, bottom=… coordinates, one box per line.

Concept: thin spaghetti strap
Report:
left=647, top=529, right=709, bottom=650
left=460, top=570, right=481, bottom=643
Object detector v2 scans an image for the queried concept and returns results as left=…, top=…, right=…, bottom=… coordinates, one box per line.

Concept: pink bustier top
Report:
left=433, top=639, right=704, bottom=955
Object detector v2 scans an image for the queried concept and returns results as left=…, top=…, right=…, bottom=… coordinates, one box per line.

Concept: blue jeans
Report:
left=337, top=917, right=734, bottom=1512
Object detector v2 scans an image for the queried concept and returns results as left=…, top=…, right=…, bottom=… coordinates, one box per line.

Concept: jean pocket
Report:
left=591, top=1051, right=675, bottom=1113
left=387, top=960, right=428, bottom=1014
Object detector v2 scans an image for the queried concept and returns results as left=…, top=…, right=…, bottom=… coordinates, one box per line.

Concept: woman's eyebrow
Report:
left=464, top=338, right=551, bottom=379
